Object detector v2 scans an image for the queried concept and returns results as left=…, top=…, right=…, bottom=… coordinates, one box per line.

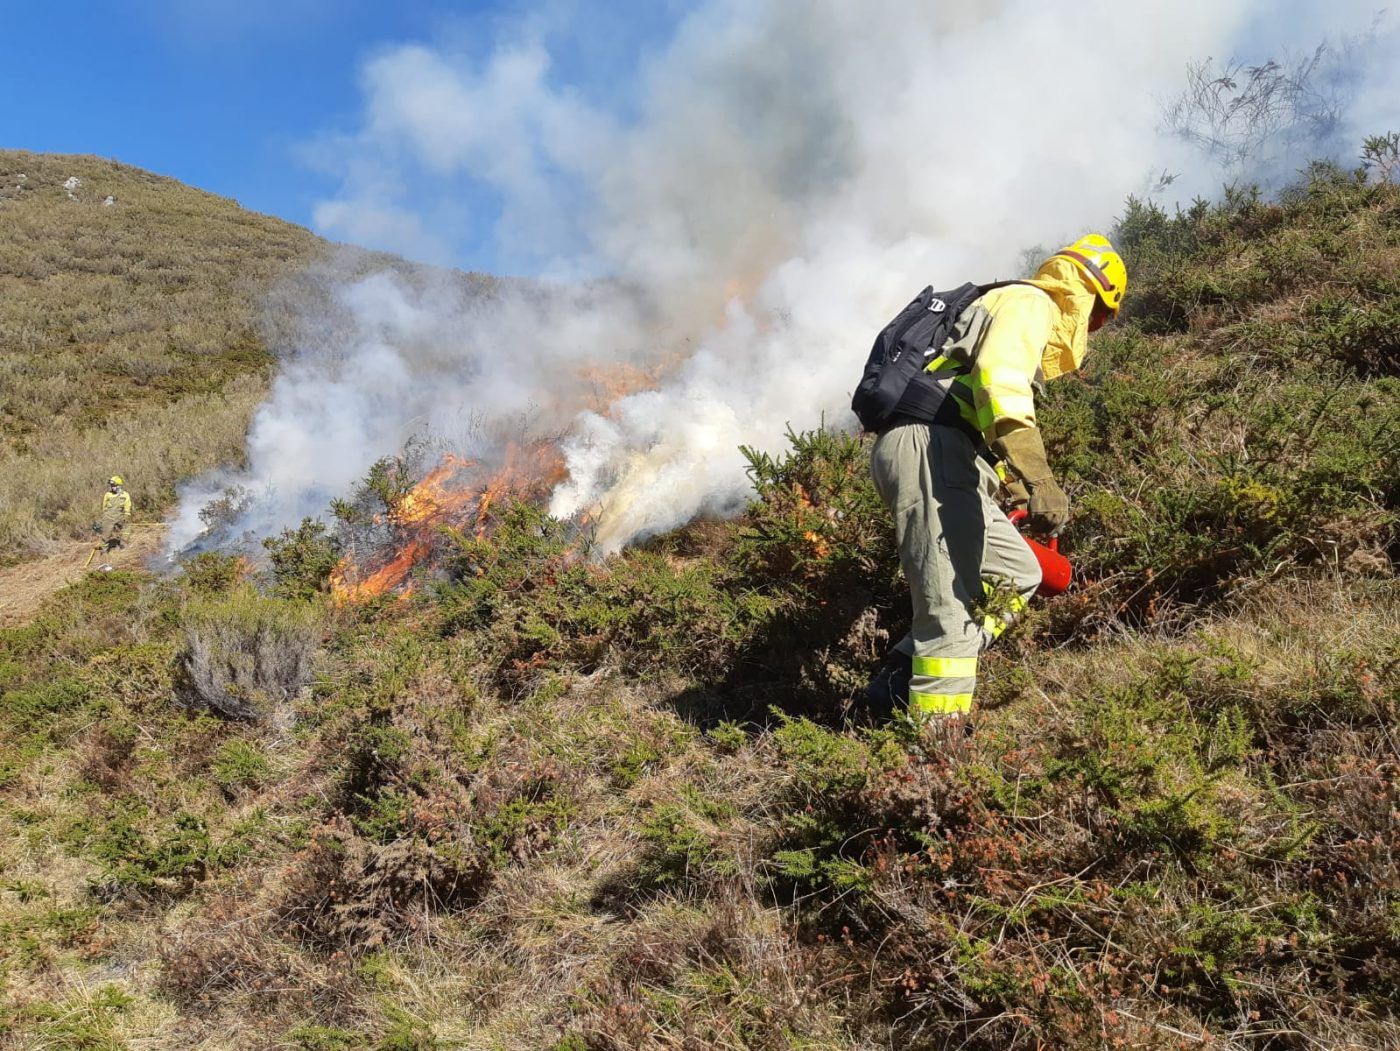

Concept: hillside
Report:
left=0, top=151, right=326, bottom=563
left=1, top=158, right=1398, bottom=1050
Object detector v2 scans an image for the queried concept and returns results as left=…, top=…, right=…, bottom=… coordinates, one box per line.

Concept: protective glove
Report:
left=1001, top=474, right=1030, bottom=513
left=991, top=427, right=1069, bottom=536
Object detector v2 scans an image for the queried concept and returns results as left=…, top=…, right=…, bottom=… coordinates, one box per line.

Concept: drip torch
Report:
left=1007, top=509, right=1072, bottom=597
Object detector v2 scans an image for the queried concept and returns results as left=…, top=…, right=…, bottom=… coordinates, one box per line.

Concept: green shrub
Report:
left=635, top=802, right=718, bottom=889
left=210, top=738, right=271, bottom=792
left=179, top=551, right=245, bottom=594
left=64, top=801, right=219, bottom=898
left=265, top=518, right=342, bottom=600
left=437, top=499, right=774, bottom=683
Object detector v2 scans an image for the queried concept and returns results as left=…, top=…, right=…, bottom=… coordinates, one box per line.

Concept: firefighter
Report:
left=866, top=235, right=1127, bottom=723
left=96, top=475, right=133, bottom=552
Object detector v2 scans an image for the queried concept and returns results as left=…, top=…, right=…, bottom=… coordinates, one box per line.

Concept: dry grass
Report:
left=0, top=150, right=324, bottom=563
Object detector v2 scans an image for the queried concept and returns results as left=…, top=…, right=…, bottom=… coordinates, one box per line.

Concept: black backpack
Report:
left=851, top=281, right=1009, bottom=432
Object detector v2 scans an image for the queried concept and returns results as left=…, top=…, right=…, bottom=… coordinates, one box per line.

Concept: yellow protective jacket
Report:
left=930, top=256, right=1098, bottom=443
left=101, top=490, right=132, bottom=521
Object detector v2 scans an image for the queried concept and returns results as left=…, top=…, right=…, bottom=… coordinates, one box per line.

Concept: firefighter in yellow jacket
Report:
left=867, top=235, right=1127, bottom=721
left=97, top=475, right=133, bottom=551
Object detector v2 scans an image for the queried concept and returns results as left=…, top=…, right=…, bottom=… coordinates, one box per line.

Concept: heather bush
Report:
left=175, top=586, right=322, bottom=721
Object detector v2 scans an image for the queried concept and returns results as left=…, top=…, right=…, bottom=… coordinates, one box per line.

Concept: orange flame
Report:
left=793, top=484, right=830, bottom=560
left=390, top=454, right=476, bottom=526
left=329, top=358, right=672, bottom=605
left=330, top=444, right=574, bottom=604
left=330, top=537, right=432, bottom=603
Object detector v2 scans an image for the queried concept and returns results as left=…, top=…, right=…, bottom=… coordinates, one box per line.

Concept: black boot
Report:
left=864, top=651, right=912, bottom=719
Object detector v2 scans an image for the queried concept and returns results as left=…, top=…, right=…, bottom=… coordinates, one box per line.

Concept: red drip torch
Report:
left=1007, top=509, right=1072, bottom=597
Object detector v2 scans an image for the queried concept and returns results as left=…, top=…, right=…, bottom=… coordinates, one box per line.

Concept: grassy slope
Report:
left=0, top=150, right=325, bottom=562
left=1, top=164, right=1398, bottom=1050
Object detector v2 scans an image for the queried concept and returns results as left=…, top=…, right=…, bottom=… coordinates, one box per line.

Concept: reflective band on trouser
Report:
left=912, top=655, right=978, bottom=678
left=909, top=655, right=977, bottom=717
left=909, top=689, right=974, bottom=717
left=981, top=583, right=1029, bottom=642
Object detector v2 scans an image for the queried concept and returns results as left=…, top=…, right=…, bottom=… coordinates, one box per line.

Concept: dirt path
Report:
left=0, top=524, right=168, bottom=626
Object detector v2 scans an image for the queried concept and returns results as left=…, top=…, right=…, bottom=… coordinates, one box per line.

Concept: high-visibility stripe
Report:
left=988, top=392, right=1036, bottom=421
left=981, top=366, right=1031, bottom=391
left=913, top=655, right=978, bottom=678
left=924, top=354, right=964, bottom=374
left=982, top=581, right=1030, bottom=612
left=909, top=691, right=973, bottom=716
left=950, top=377, right=993, bottom=433
left=982, top=592, right=1030, bottom=640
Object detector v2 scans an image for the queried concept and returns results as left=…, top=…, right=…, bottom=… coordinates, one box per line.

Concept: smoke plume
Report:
left=167, top=0, right=1399, bottom=558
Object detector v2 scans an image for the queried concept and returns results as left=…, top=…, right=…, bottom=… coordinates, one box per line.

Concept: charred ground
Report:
left=1, top=158, right=1399, bottom=1049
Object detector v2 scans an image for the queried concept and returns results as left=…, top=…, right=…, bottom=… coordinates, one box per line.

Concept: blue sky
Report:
left=2, top=1, right=1392, bottom=276
left=0, top=0, right=682, bottom=269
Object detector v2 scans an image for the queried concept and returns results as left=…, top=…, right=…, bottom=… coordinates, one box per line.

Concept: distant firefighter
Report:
left=95, top=475, right=132, bottom=552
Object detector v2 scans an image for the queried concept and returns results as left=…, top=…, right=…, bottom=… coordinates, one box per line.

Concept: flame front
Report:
left=391, top=454, right=477, bottom=526
left=330, top=538, right=432, bottom=603
left=330, top=444, right=572, bottom=604
left=328, top=358, right=673, bottom=604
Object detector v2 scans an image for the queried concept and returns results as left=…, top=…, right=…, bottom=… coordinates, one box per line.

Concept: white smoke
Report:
left=169, top=0, right=1400, bottom=557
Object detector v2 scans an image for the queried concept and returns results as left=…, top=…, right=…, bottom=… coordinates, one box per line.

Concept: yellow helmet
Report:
left=108, top=475, right=124, bottom=486
left=1052, top=233, right=1127, bottom=316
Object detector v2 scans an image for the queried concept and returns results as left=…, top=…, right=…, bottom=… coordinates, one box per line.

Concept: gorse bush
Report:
left=1037, top=164, right=1400, bottom=626
left=436, top=499, right=779, bottom=687
left=265, top=518, right=342, bottom=600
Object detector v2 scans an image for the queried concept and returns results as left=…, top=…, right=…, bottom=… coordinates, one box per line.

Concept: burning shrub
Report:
left=175, top=586, right=323, bottom=721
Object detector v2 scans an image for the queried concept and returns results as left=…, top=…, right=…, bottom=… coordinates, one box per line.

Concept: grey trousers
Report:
left=870, top=422, right=1041, bottom=717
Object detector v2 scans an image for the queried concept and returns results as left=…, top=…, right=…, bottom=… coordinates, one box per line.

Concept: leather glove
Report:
left=1002, top=474, right=1030, bottom=513
left=991, top=427, right=1070, bottom=536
